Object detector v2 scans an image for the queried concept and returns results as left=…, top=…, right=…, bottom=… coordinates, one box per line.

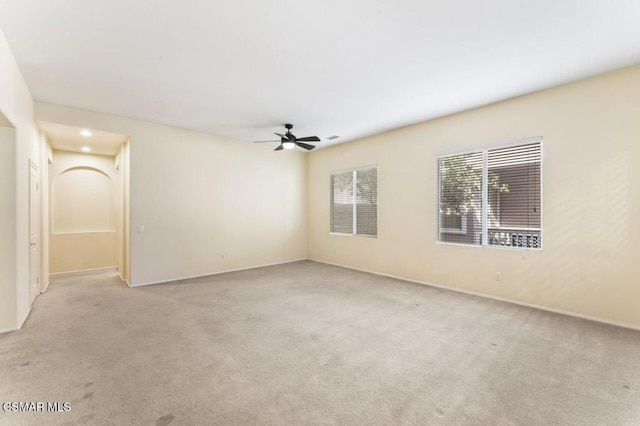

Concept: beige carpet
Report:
left=1, top=260, right=639, bottom=425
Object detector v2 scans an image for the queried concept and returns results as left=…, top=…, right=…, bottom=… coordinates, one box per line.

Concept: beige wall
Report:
left=50, top=232, right=118, bottom=273
left=116, top=140, right=131, bottom=283
left=49, top=150, right=119, bottom=273
left=36, top=103, right=308, bottom=286
left=40, top=137, right=52, bottom=291
left=307, top=65, right=640, bottom=329
left=0, top=27, right=44, bottom=332
left=0, top=123, right=17, bottom=330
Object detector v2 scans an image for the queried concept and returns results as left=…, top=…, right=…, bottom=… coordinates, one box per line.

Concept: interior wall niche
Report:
left=52, top=166, right=116, bottom=233
left=49, top=149, right=121, bottom=274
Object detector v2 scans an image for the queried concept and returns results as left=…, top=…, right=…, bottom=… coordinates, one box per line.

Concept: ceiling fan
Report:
left=254, top=124, right=321, bottom=151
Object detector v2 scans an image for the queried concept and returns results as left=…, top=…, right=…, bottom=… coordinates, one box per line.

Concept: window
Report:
left=437, top=138, right=542, bottom=249
left=331, top=167, right=377, bottom=237
left=438, top=152, right=482, bottom=243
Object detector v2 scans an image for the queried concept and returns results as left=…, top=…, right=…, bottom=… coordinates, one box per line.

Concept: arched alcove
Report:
left=52, top=166, right=116, bottom=233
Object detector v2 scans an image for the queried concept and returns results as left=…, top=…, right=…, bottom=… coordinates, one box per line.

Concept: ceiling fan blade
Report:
left=296, top=142, right=315, bottom=150
left=275, top=132, right=290, bottom=140
left=296, top=136, right=321, bottom=142
left=274, top=144, right=284, bottom=151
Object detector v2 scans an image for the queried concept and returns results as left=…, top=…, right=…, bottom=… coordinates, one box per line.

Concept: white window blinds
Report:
left=331, top=167, right=377, bottom=237
left=487, top=141, right=541, bottom=248
left=437, top=152, right=483, bottom=245
left=356, top=168, right=378, bottom=236
left=438, top=139, right=542, bottom=249
left=331, top=171, right=354, bottom=234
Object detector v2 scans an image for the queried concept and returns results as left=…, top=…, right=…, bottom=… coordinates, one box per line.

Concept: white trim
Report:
left=51, top=230, right=117, bottom=235
left=130, top=258, right=307, bottom=287
left=330, top=232, right=377, bottom=238
left=489, top=226, right=542, bottom=231
left=481, top=150, right=488, bottom=245
left=16, top=306, right=31, bottom=330
left=330, top=164, right=378, bottom=175
left=539, top=138, right=544, bottom=250
left=352, top=170, right=357, bottom=235
left=0, top=325, right=19, bottom=334
left=436, top=136, right=543, bottom=158
left=435, top=240, right=483, bottom=248
left=28, top=159, right=40, bottom=306
left=487, top=136, right=542, bottom=152
left=50, top=266, right=118, bottom=277
left=308, top=258, right=640, bottom=333
left=435, top=147, right=482, bottom=158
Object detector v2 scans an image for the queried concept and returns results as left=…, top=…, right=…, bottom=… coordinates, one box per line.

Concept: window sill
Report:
left=436, top=241, right=542, bottom=251
left=330, top=232, right=377, bottom=238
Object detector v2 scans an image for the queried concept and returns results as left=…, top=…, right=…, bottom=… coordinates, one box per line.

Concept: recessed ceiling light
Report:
left=79, top=129, right=93, bottom=137
left=327, top=135, right=340, bottom=140
left=81, top=146, right=91, bottom=153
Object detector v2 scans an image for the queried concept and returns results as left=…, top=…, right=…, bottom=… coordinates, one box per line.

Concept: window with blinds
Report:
left=437, top=138, right=542, bottom=249
left=331, top=171, right=354, bottom=234
left=437, top=152, right=483, bottom=245
left=331, top=167, right=377, bottom=237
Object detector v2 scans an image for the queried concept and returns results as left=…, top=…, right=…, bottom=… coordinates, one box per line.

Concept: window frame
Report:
left=330, top=165, right=378, bottom=238
left=436, top=137, right=543, bottom=250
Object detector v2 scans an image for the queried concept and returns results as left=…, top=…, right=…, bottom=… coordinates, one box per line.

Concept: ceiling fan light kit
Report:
left=254, top=123, right=321, bottom=151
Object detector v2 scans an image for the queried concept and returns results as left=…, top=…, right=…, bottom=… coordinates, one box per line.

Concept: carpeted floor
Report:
left=1, top=260, right=639, bottom=425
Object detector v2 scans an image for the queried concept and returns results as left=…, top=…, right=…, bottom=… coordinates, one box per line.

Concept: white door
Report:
left=29, top=161, right=40, bottom=304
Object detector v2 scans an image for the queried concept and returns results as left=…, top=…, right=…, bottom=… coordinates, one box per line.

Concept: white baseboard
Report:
left=50, top=266, right=118, bottom=277
left=16, top=306, right=31, bottom=330
left=130, top=258, right=308, bottom=288
left=0, top=324, right=18, bottom=334
left=1, top=299, right=35, bottom=335
left=309, top=258, right=640, bottom=333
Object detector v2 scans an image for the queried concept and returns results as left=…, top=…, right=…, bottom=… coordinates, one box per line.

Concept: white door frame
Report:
left=29, top=160, right=40, bottom=304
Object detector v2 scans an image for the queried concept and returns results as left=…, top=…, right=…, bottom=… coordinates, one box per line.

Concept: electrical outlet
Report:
left=495, top=272, right=502, bottom=281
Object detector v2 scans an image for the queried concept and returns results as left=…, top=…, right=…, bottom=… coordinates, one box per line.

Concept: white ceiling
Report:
left=1, top=0, right=640, bottom=149
left=40, top=121, right=127, bottom=156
